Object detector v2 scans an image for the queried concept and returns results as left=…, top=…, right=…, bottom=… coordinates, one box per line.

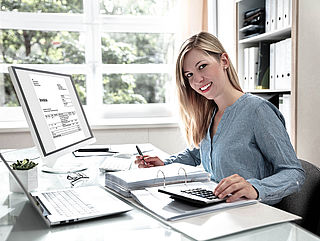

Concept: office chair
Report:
left=274, top=159, right=320, bottom=236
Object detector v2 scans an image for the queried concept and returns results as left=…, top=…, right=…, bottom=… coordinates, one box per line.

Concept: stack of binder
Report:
left=270, top=38, right=291, bottom=90
left=265, top=0, right=292, bottom=32
left=243, top=42, right=270, bottom=90
left=242, top=38, right=291, bottom=91
left=105, top=163, right=211, bottom=197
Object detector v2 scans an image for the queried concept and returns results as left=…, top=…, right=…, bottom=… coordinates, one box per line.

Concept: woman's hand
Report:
left=134, top=155, right=164, bottom=168
left=214, top=174, right=258, bottom=202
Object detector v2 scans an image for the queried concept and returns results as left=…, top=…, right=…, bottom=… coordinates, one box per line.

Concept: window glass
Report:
left=0, top=30, right=85, bottom=64
left=101, top=32, right=175, bottom=64
left=0, top=0, right=83, bottom=13
left=0, top=73, right=86, bottom=107
left=0, top=0, right=180, bottom=117
left=0, top=28, right=86, bottom=107
left=103, top=73, right=170, bottom=104
left=72, top=74, right=86, bottom=105
left=0, top=73, right=19, bottom=107
left=100, top=0, right=175, bottom=16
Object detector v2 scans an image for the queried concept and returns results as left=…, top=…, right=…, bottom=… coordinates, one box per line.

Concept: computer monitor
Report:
left=8, top=66, right=96, bottom=173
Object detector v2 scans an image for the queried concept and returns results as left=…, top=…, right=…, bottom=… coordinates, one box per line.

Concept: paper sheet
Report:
left=0, top=205, right=14, bottom=220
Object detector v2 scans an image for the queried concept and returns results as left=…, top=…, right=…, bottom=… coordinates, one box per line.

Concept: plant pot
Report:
left=9, top=167, right=38, bottom=193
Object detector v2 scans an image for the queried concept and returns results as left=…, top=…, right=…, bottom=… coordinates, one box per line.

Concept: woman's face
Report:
left=182, top=48, right=229, bottom=100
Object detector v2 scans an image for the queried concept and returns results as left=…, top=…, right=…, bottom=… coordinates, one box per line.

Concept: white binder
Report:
left=243, top=48, right=250, bottom=90
left=277, top=0, right=284, bottom=30
left=265, top=0, right=271, bottom=32
left=275, top=39, right=291, bottom=90
left=284, top=38, right=292, bottom=89
left=248, top=47, right=259, bottom=90
left=274, top=41, right=280, bottom=90
left=270, top=0, right=278, bottom=31
left=283, top=0, right=292, bottom=28
left=269, top=43, right=275, bottom=90
left=275, top=40, right=285, bottom=90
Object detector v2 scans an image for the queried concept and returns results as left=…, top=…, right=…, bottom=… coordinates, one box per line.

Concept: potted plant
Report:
left=9, top=159, right=38, bottom=193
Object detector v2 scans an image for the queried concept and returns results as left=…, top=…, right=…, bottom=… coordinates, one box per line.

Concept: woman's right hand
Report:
left=134, top=155, right=164, bottom=168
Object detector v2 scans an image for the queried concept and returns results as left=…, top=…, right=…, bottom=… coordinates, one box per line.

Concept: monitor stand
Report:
left=41, top=153, right=88, bottom=174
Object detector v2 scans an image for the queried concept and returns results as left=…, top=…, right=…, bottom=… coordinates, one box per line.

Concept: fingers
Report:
left=214, top=174, right=241, bottom=196
left=226, top=189, right=247, bottom=203
left=135, top=155, right=150, bottom=168
left=134, top=156, right=164, bottom=168
left=134, top=155, right=146, bottom=165
left=137, top=163, right=153, bottom=168
left=214, top=174, right=258, bottom=202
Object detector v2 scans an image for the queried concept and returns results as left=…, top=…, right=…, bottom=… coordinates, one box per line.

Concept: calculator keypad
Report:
left=181, top=188, right=218, bottom=200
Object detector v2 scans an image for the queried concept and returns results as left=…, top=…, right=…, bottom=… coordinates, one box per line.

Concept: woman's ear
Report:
left=220, top=53, right=230, bottom=69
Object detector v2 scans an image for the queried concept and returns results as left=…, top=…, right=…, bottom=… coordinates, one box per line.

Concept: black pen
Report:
left=136, top=145, right=147, bottom=165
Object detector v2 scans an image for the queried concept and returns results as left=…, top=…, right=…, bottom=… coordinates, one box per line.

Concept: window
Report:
left=0, top=0, right=178, bottom=122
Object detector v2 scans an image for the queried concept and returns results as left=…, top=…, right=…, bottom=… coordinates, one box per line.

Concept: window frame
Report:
left=0, top=0, right=177, bottom=123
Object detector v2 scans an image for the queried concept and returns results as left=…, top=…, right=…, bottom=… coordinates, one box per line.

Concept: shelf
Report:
left=239, top=26, right=291, bottom=44
left=245, top=89, right=291, bottom=94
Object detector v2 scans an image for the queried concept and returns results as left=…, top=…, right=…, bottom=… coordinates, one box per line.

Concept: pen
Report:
left=136, top=145, right=147, bottom=166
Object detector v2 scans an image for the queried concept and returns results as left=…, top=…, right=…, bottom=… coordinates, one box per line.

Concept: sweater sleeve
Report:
left=246, top=101, right=305, bottom=205
left=164, top=147, right=201, bottom=166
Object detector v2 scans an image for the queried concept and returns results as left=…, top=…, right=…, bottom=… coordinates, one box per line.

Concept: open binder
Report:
left=104, top=163, right=211, bottom=197
left=131, top=181, right=258, bottom=221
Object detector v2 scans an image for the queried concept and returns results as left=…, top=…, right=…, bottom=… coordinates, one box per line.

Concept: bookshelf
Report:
left=238, top=26, right=291, bottom=44
left=235, top=0, right=297, bottom=145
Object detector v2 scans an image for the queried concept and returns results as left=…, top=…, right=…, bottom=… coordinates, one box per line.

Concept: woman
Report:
left=135, top=32, right=305, bottom=205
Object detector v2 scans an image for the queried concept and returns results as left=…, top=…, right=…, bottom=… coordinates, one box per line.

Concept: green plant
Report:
left=10, top=159, right=38, bottom=170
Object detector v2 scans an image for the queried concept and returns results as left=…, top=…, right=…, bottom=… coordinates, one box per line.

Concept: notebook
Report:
left=1, top=153, right=132, bottom=226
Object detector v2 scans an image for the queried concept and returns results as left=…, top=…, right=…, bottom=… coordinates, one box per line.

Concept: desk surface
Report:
left=1, top=145, right=320, bottom=241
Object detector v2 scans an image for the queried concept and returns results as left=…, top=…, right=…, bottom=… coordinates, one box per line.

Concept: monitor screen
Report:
left=8, top=66, right=95, bottom=172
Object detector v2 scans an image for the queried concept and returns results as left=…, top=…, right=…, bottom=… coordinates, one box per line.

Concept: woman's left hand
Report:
left=214, top=174, right=258, bottom=203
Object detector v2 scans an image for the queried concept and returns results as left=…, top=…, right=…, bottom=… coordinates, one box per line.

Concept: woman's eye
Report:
left=185, top=73, right=193, bottom=78
left=199, top=64, right=207, bottom=70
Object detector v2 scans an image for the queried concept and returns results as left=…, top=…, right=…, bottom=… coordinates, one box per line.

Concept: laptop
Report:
left=1, top=153, right=132, bottom=226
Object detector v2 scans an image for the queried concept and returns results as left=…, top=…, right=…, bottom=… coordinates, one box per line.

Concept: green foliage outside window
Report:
left=103, top=73, right=168, bottom=104
left=0, top=0, right=83, bottom=13
left=100, top=0, right=174, bottom=16
left=0, top=0, right=174, bottom=107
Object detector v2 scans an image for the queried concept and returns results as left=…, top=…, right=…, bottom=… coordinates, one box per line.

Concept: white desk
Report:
left=1, top=146, right=320, bottom=241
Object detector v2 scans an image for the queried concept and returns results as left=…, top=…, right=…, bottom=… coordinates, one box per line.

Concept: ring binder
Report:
left=157, top=170, right=166, bottom=188
left=178, top=167, right=188, bottom=185
left=105, top=163, right=211, bottom=197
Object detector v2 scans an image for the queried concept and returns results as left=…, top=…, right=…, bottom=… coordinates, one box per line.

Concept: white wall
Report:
left=0, top=126, right=187, bottom=155
left=217, top=0, right=237, bottom=66
left=296, top=0, right=320, bottom=167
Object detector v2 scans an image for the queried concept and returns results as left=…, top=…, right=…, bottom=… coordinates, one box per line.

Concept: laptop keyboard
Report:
left=43, top=189, right=98, bottom=217
left=181, top=188, right=219, bottom=200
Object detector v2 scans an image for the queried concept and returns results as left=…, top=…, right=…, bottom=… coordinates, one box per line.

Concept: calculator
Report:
left=158, top=186, right=227, bottom=207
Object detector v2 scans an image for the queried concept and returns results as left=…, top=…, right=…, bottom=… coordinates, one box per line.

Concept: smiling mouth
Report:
left=199, top=82, right=212, bottom=92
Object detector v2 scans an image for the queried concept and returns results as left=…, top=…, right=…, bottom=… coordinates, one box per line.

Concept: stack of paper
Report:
left=105, top=163, right=211, bottom=197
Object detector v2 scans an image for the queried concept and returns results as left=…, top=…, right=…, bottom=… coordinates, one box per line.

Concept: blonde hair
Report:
left=176, top=32, right=242, bottom=147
